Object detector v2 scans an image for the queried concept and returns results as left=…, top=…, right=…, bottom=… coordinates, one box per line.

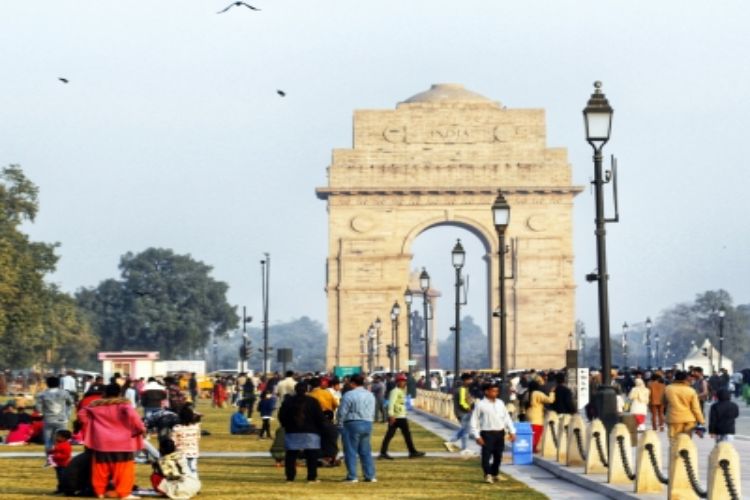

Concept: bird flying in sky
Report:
left=277, top=90, right=286, bottom=97
left=58, top=77, right=69, bottom=84
left=217, top=2, right=260, bottom=14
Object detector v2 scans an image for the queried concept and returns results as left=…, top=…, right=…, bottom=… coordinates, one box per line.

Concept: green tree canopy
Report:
left=438, top=315, right=489, bottom=370
left=77, top=248, right=239, bottom=359
left=0, top=165, right=74, bottom=368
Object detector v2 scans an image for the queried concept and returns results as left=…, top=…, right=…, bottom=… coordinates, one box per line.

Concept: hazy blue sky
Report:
left=2, top=1, right=749, bottom=353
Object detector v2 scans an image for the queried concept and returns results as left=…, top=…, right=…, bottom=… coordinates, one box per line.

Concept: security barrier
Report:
left=669, top=433, right=705, bottom=499
left=707, top=442, right=741, bottom=500
left=413, top=389, right=458, bottom=423
left=585, top=418, right=609, bottom=474
left=556, top=413, right=571, bottom=464
left=634, top=430, right=667, bottom=493
left=566, top=414, right=587, bottom=467
left=607, top=423, right=635, bottom=484
left=540, top=410, right=559, bottom=459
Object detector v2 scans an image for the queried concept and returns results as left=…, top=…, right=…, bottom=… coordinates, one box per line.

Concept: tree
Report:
left=0, top=165, right=69, bottom=368
left=78, top=248, right=239, bottom=359
left=438, top=315, right=489, bottom=370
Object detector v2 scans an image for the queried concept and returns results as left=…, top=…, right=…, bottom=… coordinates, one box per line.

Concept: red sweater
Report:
left=78, top=397, right=145, bottom=452
left=50, top=440, right=72, bottom=467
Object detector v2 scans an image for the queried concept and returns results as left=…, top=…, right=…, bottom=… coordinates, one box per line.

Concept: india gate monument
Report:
left=316, top=84, right=583, bottom=371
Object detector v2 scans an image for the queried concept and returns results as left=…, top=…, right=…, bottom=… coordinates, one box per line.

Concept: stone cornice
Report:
left=315, top=186, right=584, bottom=200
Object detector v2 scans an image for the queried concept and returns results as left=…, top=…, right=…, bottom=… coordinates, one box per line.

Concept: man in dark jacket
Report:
left=708, top=389, right=739, bottom=443
left=550, top=372, right=576, bottom=415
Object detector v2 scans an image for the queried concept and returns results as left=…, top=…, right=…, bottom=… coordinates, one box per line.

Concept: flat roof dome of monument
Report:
left=401, top=83, right=498, bottom=105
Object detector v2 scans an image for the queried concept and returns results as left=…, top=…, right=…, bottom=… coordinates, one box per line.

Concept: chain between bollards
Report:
left=644, top=443, right=668, bottom=484
left=548, top=420, right=559, bottom=449
left=615, top=435, right=636, bottom=480
left=718, top=459, right=740, bottom=500
left=573, top=428, right=587, bottom=460
left=678, top=449, right=707, bottom=498
left=593, top=431, right=609, bottom=468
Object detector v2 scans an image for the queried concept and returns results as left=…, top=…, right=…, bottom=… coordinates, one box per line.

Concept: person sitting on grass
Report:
left=230, top=407, right=255, bottom=435
left=150, top=438, right=201, bottom=499
left=172, top=406, right=201, bottom=478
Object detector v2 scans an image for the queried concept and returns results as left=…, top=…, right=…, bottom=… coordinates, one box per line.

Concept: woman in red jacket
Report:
left=78, top=384, right=145, bottom=499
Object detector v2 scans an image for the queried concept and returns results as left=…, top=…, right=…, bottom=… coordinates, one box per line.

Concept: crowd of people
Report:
left=0, top=363, right=747, bottom=495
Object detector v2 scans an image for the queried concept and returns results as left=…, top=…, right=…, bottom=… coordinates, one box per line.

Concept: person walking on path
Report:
left=370, top=376, right=387, bottom=423
left=337, top=374, right=376, bottom=483
left=257, top=391, right=274, bottom=438
left=188, top=373, right=198, bottom=404
left=36, top=376, right=75, bottom=452
left=628, top=378, right=650, bottom=431
left=378, top=373, right=426, bottom=460
left=278, top=382, right=326, bottom=483
left=708, top=388, right=739, bottom=443
left=665, top=370, right=705, bottom=443
left=526, top=380, right=555, bottom=453
left=469, top=382, right=516, bottom=484
left=445, top=373, right=474, bottom=453
left=647, top=373, right=666, bottom=431
left=78, top=383, right=145, bottom=499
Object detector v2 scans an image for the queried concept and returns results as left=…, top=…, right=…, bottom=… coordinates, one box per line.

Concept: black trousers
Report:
left=260, top=418, right=271, bottom=438
left=380, top=418, right=417, bottom=454
left=480, top=430, right=505, bottom=476
left=284, top=449, right=319, bottom=481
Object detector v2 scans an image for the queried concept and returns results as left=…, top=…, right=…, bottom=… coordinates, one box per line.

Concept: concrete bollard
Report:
left=707, top=442, right=741, bottom=500
left=607, top=423, right=635, bottom=485
left=556, top=413, right=571, bottom=463
left=634, top=430, right=666, bottom=494
left=668, top=433, right=702, bottom=500
left=566, top=414, right=587, bottom=467
left=540, top=410, right=560, bottom=459
left=585, top=418, right=608, bottom=475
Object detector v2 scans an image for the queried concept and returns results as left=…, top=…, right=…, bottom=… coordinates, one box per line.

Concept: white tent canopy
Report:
left=677, top=338, right=734, bottom=374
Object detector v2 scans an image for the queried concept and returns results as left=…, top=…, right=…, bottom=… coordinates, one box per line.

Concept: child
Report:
left=172, top=406, right=201, bottom=477
left=49, top=429, right=73, bottom=494
left=151, top=438, right=201, bottom=499
left=709, top=388, right=739, bottom=443
left=257, top=390, right=274, bottom=439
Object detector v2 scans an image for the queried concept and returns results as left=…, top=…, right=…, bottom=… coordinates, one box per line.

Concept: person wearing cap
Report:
left=469, top=382, right=516, bottom=484
left=378, top=373, right=425, bottom=460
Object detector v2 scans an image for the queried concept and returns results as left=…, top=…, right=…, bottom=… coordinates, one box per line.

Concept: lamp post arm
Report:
left=604, top=155, right=620, bottom=224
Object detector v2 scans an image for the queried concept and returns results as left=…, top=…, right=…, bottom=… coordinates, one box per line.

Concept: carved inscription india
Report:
left=383, top=124, right=527, bottom=144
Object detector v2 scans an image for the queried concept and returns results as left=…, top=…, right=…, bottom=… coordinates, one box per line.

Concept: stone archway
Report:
left=316, top=84, right=583, bottom=371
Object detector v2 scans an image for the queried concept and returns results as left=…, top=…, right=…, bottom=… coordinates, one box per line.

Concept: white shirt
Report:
left=469, top=397, right=516, bottom=438
left=61, top=375, right=77, bottom=392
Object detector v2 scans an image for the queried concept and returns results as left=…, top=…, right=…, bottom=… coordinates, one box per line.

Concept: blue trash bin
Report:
left=512, top=422, right=533, bottom=465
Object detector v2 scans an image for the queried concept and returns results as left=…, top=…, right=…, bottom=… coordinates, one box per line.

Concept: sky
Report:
left=2, top=1, right=749, bottom=353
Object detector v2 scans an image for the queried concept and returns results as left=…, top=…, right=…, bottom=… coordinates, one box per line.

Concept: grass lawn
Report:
left=0, top=457, right=547, bottom=499
left=0, top=398, right=547, bottom=499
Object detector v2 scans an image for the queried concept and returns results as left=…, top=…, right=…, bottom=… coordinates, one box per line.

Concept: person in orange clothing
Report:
left=78, top=383, right=145, bottom=499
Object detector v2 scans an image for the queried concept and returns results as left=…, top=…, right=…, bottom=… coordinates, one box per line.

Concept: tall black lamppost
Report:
left=419, top=268, right=432, bottom=387
left=718, top=308, right=725, bottom=371
left=583, top=81, right=616, bottom=432
left=390, top=301, right=401, bottom=372
left=492, top=191, right=511, bottom=399
left=665, top=340, right=672, bottom=367
left=367, top=324, right=376, bottom=373
left=451, top=239, right=466, bottom=380
left=260, top=253, right=270, bottom=374
left=374, top=317, right=382, bottom=370
left=645, top=317, right=653, bottom=369
left=622, top=322, right=629, bottom=369
left=654, top=331, right=660, bottom=368
left=404, top=288, right=413, bottom=375
left=240, top=306, right=253, bottom=373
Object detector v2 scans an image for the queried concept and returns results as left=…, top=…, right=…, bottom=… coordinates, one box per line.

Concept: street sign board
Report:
left=333, top=366, right=362, bottom=377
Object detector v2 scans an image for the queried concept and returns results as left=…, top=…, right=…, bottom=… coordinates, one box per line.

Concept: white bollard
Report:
left=566, top=414, right=587, bottom=467
left=668, top=433, right=702, bottom=500
left=707, top=442, right=742, bottom=500
left=585, top=418, right=608, bottom=475
left=634, top=430, right=665, bottom=494
left=607, top=423, right=635, bottom=485
left=557, top=413, right=571, bottom=464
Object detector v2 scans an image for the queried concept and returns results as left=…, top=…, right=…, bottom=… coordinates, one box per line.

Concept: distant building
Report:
left=678, top=339, right=733, bottom=374
left=98, top=351, right=159, bottom=381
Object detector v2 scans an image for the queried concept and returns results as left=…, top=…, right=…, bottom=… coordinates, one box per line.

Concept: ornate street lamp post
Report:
left=645, top=317, right=653, bottom=369
left=655, top=331, right=660, bottom=368
left=390, top=301, right=401, bottom=372
left=404, top=288, right=413, bottom=376
left=583, top=81, right=617, bottom=432
left=451, top=239, right=466, bottom=380
left=419, top=268, right=432, bottom=388
left=622, top=322, right=629, bottom=369
left=367, top=324, right=376, bottom=373
left=718, top=308, right=725, bottom=371
left=492, top=191, right=511, bottom=402
left=374, top=317, right=382, bottom=370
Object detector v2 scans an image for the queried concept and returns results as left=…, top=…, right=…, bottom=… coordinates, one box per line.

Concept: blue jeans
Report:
left=450, top=413, right=471, bottom=450
left=43, top=421, right=67, bottom=452
left=342, top=420, right=375, bottom=480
